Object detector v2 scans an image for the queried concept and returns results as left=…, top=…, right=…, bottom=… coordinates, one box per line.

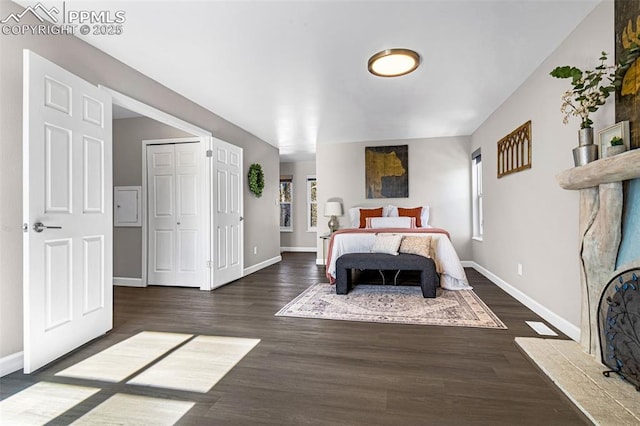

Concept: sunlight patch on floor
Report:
left=127, top=336, right=260, bottom=393
left=0, top=382, right=100, bottom=425
left=71, top=393, right=195, bottom=426
left=56, top=331, right=193, bottom=382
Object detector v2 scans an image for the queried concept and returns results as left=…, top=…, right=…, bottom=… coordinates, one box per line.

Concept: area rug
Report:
left=276, top=283, right=507, bottom=329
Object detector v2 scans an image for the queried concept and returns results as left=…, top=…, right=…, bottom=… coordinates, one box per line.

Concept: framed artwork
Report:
left=598, top=121, right=630, bottom=157
left=614, top=1, right=639, bottom=149
left=497, top=121, right=532, bottom=178
left=365, top=145, right=408, bottom=198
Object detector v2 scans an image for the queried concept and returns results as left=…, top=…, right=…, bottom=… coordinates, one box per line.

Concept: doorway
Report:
left=105, top=87, right=245, bottom=290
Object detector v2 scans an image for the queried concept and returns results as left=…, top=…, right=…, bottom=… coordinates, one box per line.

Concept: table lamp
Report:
left=324, top=201, right=343, bottom=233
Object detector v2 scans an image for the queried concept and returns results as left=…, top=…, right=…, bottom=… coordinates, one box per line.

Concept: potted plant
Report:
left=550, top=52, right=617, bottom=166
left=607, top=136, right=626, bottom=157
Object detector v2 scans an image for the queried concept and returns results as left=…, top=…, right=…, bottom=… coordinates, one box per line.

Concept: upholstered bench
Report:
left=335, top=253, right=437, bottom=298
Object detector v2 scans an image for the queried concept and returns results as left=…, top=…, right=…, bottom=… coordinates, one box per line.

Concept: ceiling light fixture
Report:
left=368, top=48, right=421, bottom=77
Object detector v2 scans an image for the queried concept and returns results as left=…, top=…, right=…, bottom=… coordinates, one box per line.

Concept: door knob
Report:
left=32, top=222, right=62, bottom=233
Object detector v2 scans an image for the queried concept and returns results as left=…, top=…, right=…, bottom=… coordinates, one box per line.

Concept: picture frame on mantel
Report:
left=598, top=121, right=630, bottom=158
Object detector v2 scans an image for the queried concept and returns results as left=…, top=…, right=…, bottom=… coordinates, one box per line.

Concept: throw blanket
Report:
left=325, top=228, right=471, bottom=290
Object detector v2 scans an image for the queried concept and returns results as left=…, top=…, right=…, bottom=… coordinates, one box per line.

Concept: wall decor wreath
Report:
left=248, top=163, right=264, bottom=197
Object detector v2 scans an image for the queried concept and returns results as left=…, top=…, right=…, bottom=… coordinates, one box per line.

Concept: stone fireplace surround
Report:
left=516, top=149, right=640, bottom=424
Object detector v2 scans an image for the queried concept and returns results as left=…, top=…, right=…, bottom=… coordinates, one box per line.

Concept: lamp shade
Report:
left=324, top=201, right=343, bottom=217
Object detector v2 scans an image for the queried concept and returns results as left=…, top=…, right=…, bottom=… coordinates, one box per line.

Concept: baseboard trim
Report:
left=113, top=277, right=144, bottom=287
left=280, top=247, right=317, bottom=253
left=1, top=351, right=23, bottom=377
left=244, top=255, right=282, bottom=276
left=468, top=261, right=581, bottom=342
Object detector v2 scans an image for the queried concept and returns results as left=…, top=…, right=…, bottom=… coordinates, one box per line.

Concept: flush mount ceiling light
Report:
left=368, top=48, right=421, bottom=77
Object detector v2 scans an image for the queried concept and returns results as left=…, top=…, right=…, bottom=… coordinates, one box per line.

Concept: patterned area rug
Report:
left=276, top=283, right=507, bottom=329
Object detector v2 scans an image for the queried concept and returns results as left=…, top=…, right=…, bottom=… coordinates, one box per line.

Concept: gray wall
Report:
left=280, top=160, right=317, bottom=250
left=113, top=117, right=193, bottom=279
left=470, top=1, right=614, bottom=333
left=0, top=0, right=280, bottom=360
left=316, top=136, right=472, bottom=263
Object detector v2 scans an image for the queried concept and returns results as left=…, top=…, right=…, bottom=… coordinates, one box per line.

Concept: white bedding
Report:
left=326, top=232, right=471, bottom=290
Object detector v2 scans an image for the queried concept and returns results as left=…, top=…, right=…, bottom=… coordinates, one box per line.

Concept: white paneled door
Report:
left=213, top=138, right=243, bottom=288
left=23, top=50, right=113, bottom=373
left=147, top=142, right=202, bottom=287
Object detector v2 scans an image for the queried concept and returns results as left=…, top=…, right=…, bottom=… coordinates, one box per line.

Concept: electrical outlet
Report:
left=517, top=263, right=523, bottom=276
left=253, top=246, right=258, bottom=255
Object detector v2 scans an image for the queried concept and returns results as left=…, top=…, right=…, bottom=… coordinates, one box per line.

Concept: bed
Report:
left=324, top=205, right=471, bottom=291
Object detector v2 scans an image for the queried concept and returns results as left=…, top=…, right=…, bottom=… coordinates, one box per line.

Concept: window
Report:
left=279, top=177, right=292, bottom=232
left=472, top=149, right=483, bottom=240
left=307, top=176, right=317, bottom=231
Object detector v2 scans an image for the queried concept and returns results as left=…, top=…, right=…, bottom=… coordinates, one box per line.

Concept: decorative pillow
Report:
left=359, top=207, right=383, bottom=228
left=420, top=206, right=430, bottom=227
left=366, top=216, right=416, bottom=229
left=383, top=205, right=397, bottom=217
left=398, top=207, right=423, bottom=227
left=371, top=234, right=403, bottom=255
left=399, top=236, right=432, bottom=258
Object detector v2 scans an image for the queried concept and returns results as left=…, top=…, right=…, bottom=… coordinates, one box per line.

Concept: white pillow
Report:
left=420, top=206, right=430, bottom=227
left=383, top=205, right=396, bottom=217
left=386, top=205, right=398, bottom=217
left=371, top=234, right=403, bottom=255
left=387, top=205, right=430, bottom=227
left=348, top=207, right=360, bottom=228
left=366, top=216, right=416, bottom=229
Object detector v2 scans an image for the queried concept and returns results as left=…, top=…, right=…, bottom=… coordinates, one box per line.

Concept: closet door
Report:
left=147, top=143, right=201, bottom=287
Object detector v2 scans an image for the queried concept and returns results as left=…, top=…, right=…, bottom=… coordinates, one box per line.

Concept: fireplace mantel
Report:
left=556, top=148, right=639, bottom=355
left=556, top=149, right=640, bottom=190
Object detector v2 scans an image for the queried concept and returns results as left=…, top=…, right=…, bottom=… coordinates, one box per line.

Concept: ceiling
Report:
left=19, top=0, right=600, bottom=161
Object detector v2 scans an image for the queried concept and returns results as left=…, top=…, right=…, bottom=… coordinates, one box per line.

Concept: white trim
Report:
left=468, top=261, right=580, bottom=341
left=316, top=258, right=325, bottom=266
left=1, top=352, right=23, bottom=377
left=99, top=86, right=212, bottom=137
left=113, top=277, right=144, bottom=287
left=243, top=255, right=282, bottom=276
left=281, top=247, right=317, bottom=253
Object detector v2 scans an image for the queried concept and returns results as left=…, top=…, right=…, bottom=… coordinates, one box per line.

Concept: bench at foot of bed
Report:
left=335, top=253, right=437, bottom=298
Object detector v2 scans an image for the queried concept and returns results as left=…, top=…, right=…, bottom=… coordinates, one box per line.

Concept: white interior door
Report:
left=213, top=138, right=243, bottom=288
left=23, top=50, right=113, bottom=373
left=147, top=142, right=202, bottom=287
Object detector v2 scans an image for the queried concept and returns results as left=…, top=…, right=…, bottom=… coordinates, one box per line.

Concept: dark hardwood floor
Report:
left=1, top=252, right=588, bottom=425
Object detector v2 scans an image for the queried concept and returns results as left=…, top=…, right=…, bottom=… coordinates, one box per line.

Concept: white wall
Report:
left=471, top=1, right=614, bottom=335
left=0, top=0, right=280, bottom=365
left=280, top=161, right=317, bottom=251
left=316, top=136, right=472, bottom=263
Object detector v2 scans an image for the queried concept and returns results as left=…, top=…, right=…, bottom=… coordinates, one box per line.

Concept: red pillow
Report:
left=359, top=207, right=383, bottom=228
left=398, top=207, right=423, bottom=227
